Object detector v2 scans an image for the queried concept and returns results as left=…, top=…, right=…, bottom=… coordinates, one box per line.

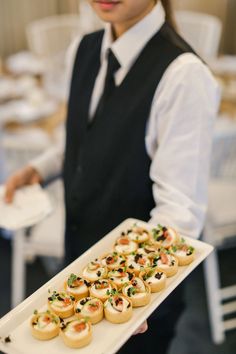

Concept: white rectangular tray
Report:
left=0, top=218, right=213, bottom=354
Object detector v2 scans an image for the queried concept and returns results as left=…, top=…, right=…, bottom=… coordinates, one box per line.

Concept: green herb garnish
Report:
left=67, top=273, right=77, bottom=287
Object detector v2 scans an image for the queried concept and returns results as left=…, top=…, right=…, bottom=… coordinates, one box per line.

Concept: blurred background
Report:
left=0, top=0, right=236, bottom=353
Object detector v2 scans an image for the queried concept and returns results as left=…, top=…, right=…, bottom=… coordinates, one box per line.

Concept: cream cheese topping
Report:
left=127, top=231, right=149, bottom=242
left=114, top=240, right=137, bottom=254
left=155, top=254, right=176, bottom=268
left=90, top=281, right=112, bottom=297
left=66, top=283, right=88, bottom=294
left=108, top=270, right=131, bottom=286
left=105, top=296, right=130, bottom=314
left=75, top=297, right=102, bottom=316
left=174, top=250, right=188, bottom=257
left=142, top=270, right=166, bottom=284
left=126, top=254, right=151, bottom=270
left=34, top=315, right=58, bottom=331
left=82, top=266, right=106, bottom=280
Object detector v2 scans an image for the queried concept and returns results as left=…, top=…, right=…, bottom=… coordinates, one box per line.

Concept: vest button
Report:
left=71, top=224, right=78, bottom=232
left=77, top=165, right=82, bottom=174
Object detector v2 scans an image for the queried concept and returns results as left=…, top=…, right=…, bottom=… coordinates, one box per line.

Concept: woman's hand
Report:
left=4, top=166, right=43, bottom=203
left=133, top=320, right=148, bottom=335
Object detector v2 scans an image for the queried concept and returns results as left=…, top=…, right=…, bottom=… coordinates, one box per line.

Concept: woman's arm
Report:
left=147, top=53, right=221, bottom=239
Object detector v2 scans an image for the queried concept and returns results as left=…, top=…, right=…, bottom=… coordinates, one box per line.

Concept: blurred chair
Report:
left=2, top=128, right=51, bottom=176
left=203, top=118, right=236, bottom=344
left=1, top=129, right=65, bottom=307
left=26, top=14, right=83, bottom=100
left=26, top=14, right=82, bottom=59
left=175, top=11, right=222, bottom=60
left=11, top=179, right=64, bottom=307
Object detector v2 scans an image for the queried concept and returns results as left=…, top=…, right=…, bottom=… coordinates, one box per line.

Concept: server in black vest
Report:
left=4, top=0, right=220, bottom=353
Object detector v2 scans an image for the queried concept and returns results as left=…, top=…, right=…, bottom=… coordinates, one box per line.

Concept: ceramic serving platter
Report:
left=0, top=218, right=213, bottom=354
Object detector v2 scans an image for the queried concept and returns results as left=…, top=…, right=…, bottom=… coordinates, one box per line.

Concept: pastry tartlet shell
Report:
left=48, top=299, right=74, bottom=319
left=74, top=298, right=104, bottom=324
left=104, top=296, right=133, bottom=324
left=139, top=269, right=167, bottom=293
left=31, top=313, right=60, bottom=340
left=60, top=320, right=92, bottom=348
left=64, top=280, right=89, bottom=300
left=122, top=283, right=151, bottom=307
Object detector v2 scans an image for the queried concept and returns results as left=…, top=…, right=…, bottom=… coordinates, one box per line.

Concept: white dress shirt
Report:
left=31, top=2, right=220, bottom=239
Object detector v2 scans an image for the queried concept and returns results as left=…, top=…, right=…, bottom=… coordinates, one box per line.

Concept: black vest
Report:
left=63, top=23, right=194, bottom=262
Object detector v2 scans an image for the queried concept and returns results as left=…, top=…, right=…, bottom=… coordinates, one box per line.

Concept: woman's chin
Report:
left=92, top=1, right=122, bottom=20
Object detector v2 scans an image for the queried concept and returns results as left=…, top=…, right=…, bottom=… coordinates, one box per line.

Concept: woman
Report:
left=4, top=1, right=220, bottom=352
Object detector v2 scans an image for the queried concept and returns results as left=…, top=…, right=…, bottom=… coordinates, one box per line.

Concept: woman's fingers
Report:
left=4, top=177, right=18, bottom=203
left=4, top=166, right=42, bottom=203
left=133, top=320, right=148, bottom=335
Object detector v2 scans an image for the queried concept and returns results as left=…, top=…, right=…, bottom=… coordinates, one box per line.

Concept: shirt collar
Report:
left=100, top=1, right=165, bottom=68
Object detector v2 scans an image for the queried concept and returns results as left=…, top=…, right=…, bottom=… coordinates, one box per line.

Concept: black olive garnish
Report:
left=128, top=272, right=133, bottom=281
left=134, top=254, right=142, bottom=263
left=155, top=272, right=163, bottom=280
left=157, top=235, right=166, bottom=241
left=61, top=323, right=67, bottom=330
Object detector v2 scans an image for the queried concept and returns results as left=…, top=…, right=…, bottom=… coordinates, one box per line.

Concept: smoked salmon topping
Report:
left=137, top=257, right=146, bottom=265
left=88, top=302, right=100, bottom=312
left=106, top=256, right=115, bottom=264
left=63, top=298, right=71, bottom=306
left=181, top=245, right=188, bottom=252
left=74, top=322, right=86, bottom=332
left=43, top=315, right=51, bottom=323
left=160, top=253, right=169, bottom=264
left=118, top=238, right=130, bottom=245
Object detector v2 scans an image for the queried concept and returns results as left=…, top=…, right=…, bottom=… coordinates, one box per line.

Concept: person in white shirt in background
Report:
left=4, top=1, right=220, bottom=353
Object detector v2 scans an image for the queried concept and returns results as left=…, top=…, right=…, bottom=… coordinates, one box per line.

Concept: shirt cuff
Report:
left=30, top=146, right=64, bottom=182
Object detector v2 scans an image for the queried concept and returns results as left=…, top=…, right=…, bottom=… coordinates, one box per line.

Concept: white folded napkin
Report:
left=0, top=184, right=53, bottom=230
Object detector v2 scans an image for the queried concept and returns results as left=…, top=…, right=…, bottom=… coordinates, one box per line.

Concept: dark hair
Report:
left=160, top=0, right=176, bottom=29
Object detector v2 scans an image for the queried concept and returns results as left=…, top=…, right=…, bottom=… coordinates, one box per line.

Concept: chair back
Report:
left=2, top=129, right=51, bottom=176
left=26, top=15, right=82, bottom=59
left=211, top=118, right=236, bottom=179
left=175, top=11, right=222, bottom=60
left=26, top=15, right=84, bottom=100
